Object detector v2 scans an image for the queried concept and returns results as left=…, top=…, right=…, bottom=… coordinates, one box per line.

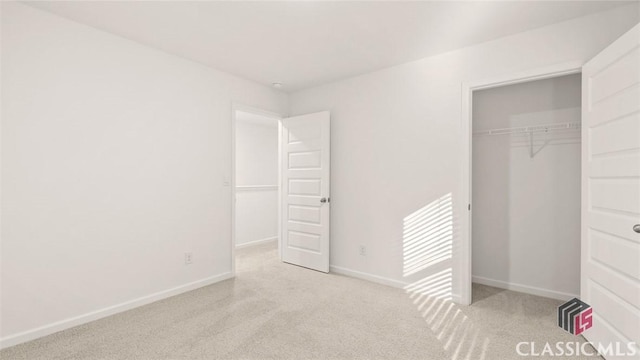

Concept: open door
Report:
left=581, top=23, right=640, bottom=357
left=280, top=111, right=330, bottom=272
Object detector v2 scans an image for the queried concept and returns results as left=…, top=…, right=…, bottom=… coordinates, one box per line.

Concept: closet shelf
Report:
left=473, top=122, right=581, bottom=136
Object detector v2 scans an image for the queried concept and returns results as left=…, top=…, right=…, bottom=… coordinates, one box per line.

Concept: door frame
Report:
left=230, top=103, right=284, bottom=277
left=459, top=61, right=583, bottom=305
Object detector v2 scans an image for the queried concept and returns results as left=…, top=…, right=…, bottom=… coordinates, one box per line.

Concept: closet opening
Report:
left=231, top=107, right=282, bottom=276
left=469, top=73, right=582, bottom=304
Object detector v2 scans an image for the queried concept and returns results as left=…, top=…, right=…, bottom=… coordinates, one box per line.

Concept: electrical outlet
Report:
left=184, top=252, right=193, bottom=265
left=359, top=245, right=366, bottom=256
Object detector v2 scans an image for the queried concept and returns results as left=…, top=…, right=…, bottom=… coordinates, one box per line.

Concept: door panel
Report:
left=590, top=84, right=639, bottom=124
left=582, top=23, right=640, bottom=359
left=281, top=111, right=330, bottom=272
left=590, top=229, right=640, bottom=279
left=591, top=179, right=640, bottom=213
left=591, top=46, right=640, bottom=103
left=590, top=113, right=640, bottom=155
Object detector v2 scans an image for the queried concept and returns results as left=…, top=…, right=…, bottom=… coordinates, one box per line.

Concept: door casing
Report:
left=459, top=61, right=583, bottom=305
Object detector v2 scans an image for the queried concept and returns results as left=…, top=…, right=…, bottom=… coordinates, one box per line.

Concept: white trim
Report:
left=330, top=265, right=463, bottom=303
left=235, top=185, right=278, bottom=192
left=472, top=276, right=578, bottom=301
left=0, top=272, right=232, bottom=350
left=330, top=265, right=408, bottom=289
left=329, top=265, right=460, bottom=303
left=230, top=104, right=283, bottom=277
left=465, top=61, right=584, bottom=92
left=277, top=120, right=283, bottom=262
left=233, top=104, right=284, bottom=121
left=450, top=294, right=462, bottom=304
left=460, top=61, right=583, bottom=307
left=235, top=236, right=278, bottom=249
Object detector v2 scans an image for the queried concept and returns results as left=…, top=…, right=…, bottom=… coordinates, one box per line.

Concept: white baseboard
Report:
left=472, top=275, right=578, bottom=301
left=235, top=236, right=277, bottom=249
left=330, top=265, right=464, bottom=304
left=330, top=265, right=408, bottom=289
left=0, top=272, right=233, bottom=350
left=450, top=294, right=462, bottom=304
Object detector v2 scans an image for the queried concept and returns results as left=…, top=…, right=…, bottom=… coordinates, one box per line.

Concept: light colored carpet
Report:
left=1, top=241, right=599, bottom=359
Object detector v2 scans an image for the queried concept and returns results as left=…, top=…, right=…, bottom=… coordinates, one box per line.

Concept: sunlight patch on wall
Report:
left=403, top=193, right=453, bottom=277
left=402, top=193, right=489, bottom=360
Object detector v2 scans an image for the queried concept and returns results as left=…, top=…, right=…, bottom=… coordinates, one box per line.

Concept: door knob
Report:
left=320, top=197, right=329, bottom=203
left=634, top=224, right=640, bottom=233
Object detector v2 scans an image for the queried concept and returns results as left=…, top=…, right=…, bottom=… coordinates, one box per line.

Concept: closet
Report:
left=471, top=74, right=582, bottom=301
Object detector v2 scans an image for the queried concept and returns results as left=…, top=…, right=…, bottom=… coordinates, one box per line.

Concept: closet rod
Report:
left=473, top=122, right=581, bottom=136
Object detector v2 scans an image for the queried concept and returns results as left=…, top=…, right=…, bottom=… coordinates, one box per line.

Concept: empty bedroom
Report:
left=1, top=1, right=639, bottom=359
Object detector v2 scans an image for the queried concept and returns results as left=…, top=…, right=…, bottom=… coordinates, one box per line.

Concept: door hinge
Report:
left=468, top=204, right=471, bottom=211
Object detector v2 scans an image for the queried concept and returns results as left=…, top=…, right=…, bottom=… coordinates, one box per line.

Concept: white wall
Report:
left=235, top=115, right=279, bottom=187
left=234, top=114, right=279, bottom=247
left=0, top=2, right=287, bottom=347
left=288, top=4, right=639, bottom=300
left=472, top=74, right=582, bottom=299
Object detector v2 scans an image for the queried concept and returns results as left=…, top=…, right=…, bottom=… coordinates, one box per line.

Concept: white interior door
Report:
left=581, top=23, right=640, bottom=358
left=280, top=111, right=330, bottom=272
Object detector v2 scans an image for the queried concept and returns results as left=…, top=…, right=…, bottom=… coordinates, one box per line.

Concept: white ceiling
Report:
left=25, top=1, right=633, bottom=92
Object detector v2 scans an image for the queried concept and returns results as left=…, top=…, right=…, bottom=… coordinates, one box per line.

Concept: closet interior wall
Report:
left=471, top=74, right=582, bottom=300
